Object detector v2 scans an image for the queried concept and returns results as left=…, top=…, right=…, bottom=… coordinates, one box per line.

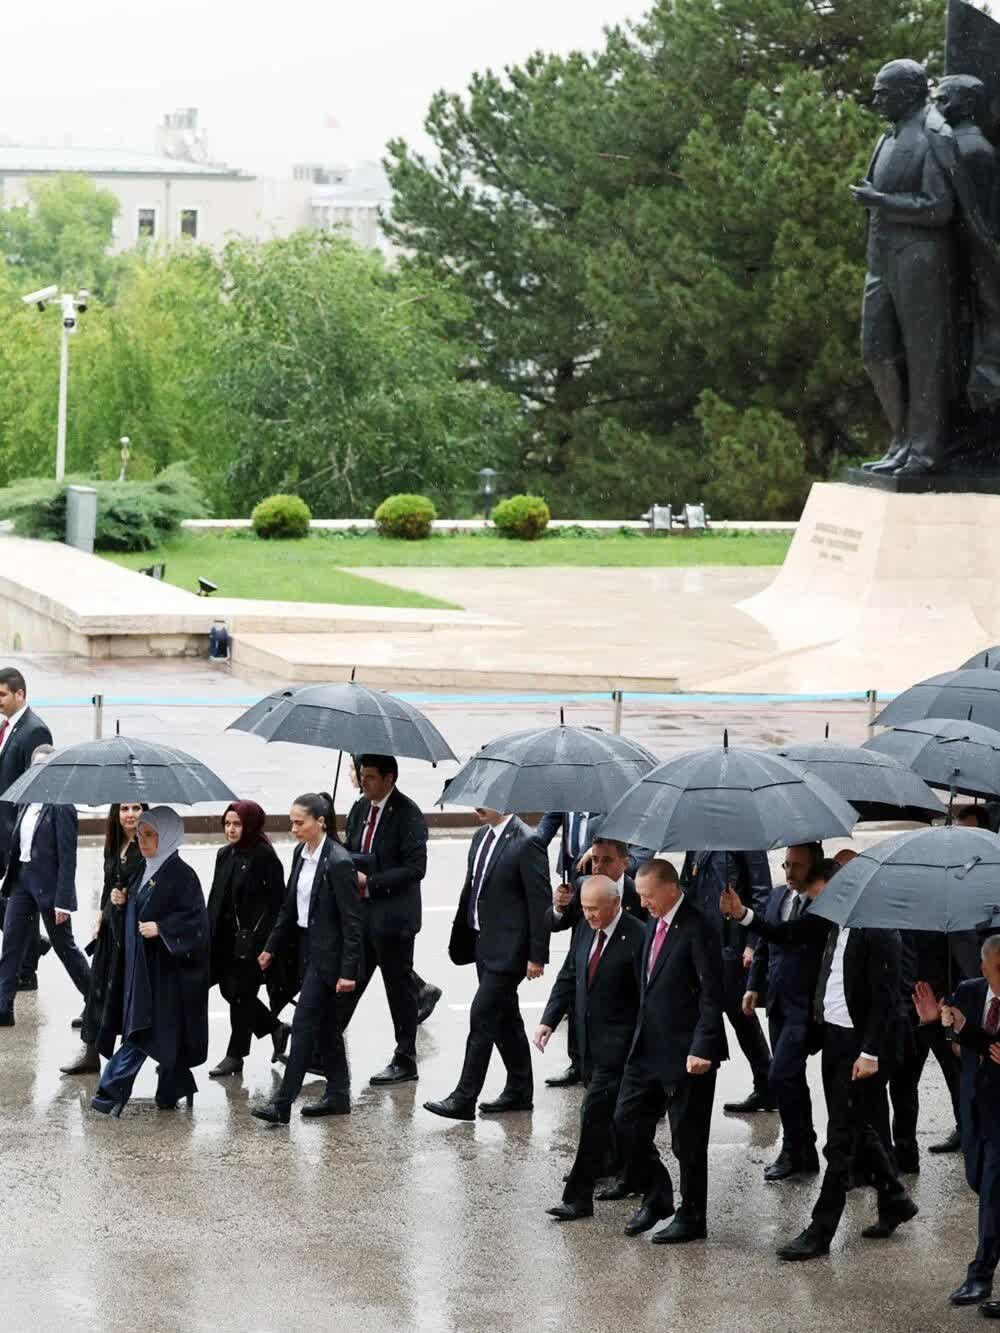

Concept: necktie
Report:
left=467, top=828, right=496, bottom=930
left=987, top=997, right=1000, bottom=1035
left=587, top=930, right=606, bottom=987
left=362, top=804, right=378, bottom=854
left=0, top=718, right=8, bottom=751
left=789, top=893, right=803, bottom=922
left=647, top=917, right=669, bottom=976
left=813, top=925, right=839, bottom=1024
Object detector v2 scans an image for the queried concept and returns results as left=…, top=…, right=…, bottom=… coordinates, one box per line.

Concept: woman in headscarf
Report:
left=92, top=807, right=209, bottom=1116
left=206, top=800, right=289, bottom=1077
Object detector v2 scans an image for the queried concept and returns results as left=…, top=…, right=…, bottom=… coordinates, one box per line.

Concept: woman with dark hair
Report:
left=92, top=807, right=209, bottom=1116
left=60, top=801, right=147, bottom=1076
left=207, top=800, right=289, bottom=1077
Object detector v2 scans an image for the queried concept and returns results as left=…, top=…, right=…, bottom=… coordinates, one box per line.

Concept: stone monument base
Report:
left=843, top=466, right=1000, bottom=495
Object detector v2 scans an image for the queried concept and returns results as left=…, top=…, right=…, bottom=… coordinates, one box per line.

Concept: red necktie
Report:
left=987, top=997, right=1000, bottom=1035
left=362, top=804, right=378, bottom=854
left=0, top=718, right=8, bottom=750
left=647, top=917, right=669, bottom=976
left=587, top=930, right=606, bottom=987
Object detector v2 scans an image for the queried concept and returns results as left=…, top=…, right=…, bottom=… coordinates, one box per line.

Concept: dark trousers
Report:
left=454, top=960, right=532, bottom=1103
left=337, top=914, right=417, bottom=1066
left=276, top=961, right=350, bottom=1108
left=889, top=1020, right=962, bottom=1152
left=768, top=1005, right=816, bottom=1159
left=966, top=1132, right=1000, bottom=1282
left=226, top=992, right=277, bottom=1058
left=563, top=1064, right=624, bottom=1205
left=565, top=997, right=581, bottom=1070
left=0, top=880, right=91, bottom=1009
left=723, top=955, right=771, bottom=1093
left=99, top=1040, right=196, bottom=1108
left=811, top=1023, right=906, bottom=1240
left=616, top=1064, right=718, bottom=1222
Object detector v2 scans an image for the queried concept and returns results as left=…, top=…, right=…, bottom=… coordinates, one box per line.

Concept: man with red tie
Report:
left=612, top=859, right=726, bottom=1243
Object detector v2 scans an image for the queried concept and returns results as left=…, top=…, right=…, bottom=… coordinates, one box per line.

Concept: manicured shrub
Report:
left=374, top=493, right=437, bottom=540
left=251, top=493, right=312, bottom=540
left=491, top=494, right=550, bottom=540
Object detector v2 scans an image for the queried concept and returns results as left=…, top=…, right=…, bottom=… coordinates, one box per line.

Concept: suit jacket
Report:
left=950, top=977, right=1000, bottom=1150
left=625, top=897, right=727, bottom=1085
left=681, top=849, right=772, bottom=961
left=541, top=911, right=644, bottom=1079
left=865, top=104, right=955, bottom=274
left=266, top=838, right=362, bottom=985
left=545, top=873, right=647, bottom=935
left=747, top=885, right=821, bottom=1021
left=449, top=818, right=550, bottom=973
left=1, top=803, right=77, bottom=911
left=207, top=840, right=286, bottom=993
left=344, top=786, right=428, bottom=937
left=534, top=811, right=652, bottom=880
left=0, top=708, right=53, bottom=867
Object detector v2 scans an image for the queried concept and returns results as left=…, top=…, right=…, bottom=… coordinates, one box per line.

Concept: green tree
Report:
left=0, top=174, right=121, bottom=296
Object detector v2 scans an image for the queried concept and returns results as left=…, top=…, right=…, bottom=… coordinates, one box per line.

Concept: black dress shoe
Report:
left=15, top=973, right=37, bottom=992
left=764, top=1150, right=796, bottom=1181
left=951, top=1278, right=992, bottom=1306
left=424, top=1094, right=476, bottom=1121
left=894, top=1143, right=920, bottom=1174
left=777, top=1226, right=831, bottom=1261
left=624, top=1201, right=673, bottom=1236
left=251, top=1103, right=290, bottom=1125
left=596, top=1181, right=636, bottom=1202
left=301, top=1094, right=350, bottom=1117
left=723, top=1089, right=776, bottom=1113
left=0, top=1010, right=14, bottom=1027
left=478, top=1090, right=533, bottom=1113
left=861, top=1195, right=918, bottom=1238
left=71, top=1010, right=84, bottom=1030
left=370, top=1061, right=418, bottom=1086
left=416, top=983, right=443, bottom=1025
left=652, top=1215, right=706, bottom=1244
left=271, top=1021, right=291, bottom=1064
left=930, top=1127, right=963, bottom=1154
left=546, top=1201, right=594, bottom=1222
left=60, top=1043, right=101, bottom=1074
left=980, top=1299, right=1000, bottom=1318
left=545, top=1065, right=581, bottom=1088
left=208, top=1056, right=244, bottom=1078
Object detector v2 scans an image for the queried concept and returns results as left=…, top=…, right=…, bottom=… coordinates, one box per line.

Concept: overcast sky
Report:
left=0, top=1, right=644, bottom=176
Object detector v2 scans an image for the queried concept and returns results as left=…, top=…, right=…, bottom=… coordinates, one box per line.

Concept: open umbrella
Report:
left=960, top=648, right=1000, bottom=670
left=0, top=737, right=237, bottom=806
left=599, top=736, right=857, bottom=852
left=875, top=669, right=1000, bottom=730
left=770, top=741, right=943, bottom=822
left=863, top=718, right=1000, bottom=799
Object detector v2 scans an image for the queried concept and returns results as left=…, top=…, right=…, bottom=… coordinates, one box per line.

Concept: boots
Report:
left=60, top=1043, right=101, bottom=1075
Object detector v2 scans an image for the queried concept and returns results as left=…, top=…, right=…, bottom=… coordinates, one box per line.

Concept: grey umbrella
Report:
left=875, top=669, right=1000, bottom=730
left=0, top=737, right=237, bottom=806
left=770, top=741, right=944, bottom=823
left=960, top=647, right=1000, bottom=670
left=599, top=737, right=857, bottom=851
left=863, top=717, right=1000, bottom=798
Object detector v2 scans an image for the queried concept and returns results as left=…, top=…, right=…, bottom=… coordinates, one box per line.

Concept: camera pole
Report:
left=56, top=313, right=70, bottom=483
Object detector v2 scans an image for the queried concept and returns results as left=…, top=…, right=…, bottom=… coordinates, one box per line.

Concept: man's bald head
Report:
left=580, top=874, right=621, bottom=932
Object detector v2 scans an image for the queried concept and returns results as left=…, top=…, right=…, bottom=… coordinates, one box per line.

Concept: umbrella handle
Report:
left=332, top=751, right=343, bottom=811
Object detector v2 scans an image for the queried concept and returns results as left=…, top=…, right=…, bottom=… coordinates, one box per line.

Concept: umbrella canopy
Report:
left=0, top=737, right=237, bottom=807
left=599, top=743, right=857, bottom=852
left=808, top=825, right=1000, bottom=933
left=875, top=669, right=1000, bottom=730
left=770, top=741, right=944, bottom=822
left=228, top=683, right=456, bottom=763
left=863, top=718, right=1000, bottom=798
left=960, top=647, right=1000, bottom=670
left=438, top=725, right=659, bottom=813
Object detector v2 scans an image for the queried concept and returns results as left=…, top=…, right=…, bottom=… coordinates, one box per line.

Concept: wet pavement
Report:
left=0, top=837, right=978, bottom=1333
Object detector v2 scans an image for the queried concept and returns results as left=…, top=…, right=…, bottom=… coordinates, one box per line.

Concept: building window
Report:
left=137, top=208, right=156, bottom=239
left=179, top=209, right=198, bottom=240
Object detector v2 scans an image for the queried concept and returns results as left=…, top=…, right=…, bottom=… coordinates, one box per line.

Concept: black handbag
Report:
left=233, top=909, right=265, bottom=962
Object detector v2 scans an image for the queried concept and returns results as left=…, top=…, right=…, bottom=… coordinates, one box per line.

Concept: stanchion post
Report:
left=612, top=689, right=623, bottom=735
left=866, top=689, right=878, bottom=736
left=92, top=692, right=103, bottom=740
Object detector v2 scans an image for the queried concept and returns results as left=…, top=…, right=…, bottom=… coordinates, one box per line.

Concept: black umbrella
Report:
left=875, top=669, right=1000, bottom=730
left=0, top=737, right=237, bottom=806
left=960, top=647, right=1000, bottom=670
left=599, top=737, right=857, bottom=852
left=863, top=718, right=1000, bottom=798
left=438, top=724, right=659, bottom=813
left=770, top=741, right=944, bottom=822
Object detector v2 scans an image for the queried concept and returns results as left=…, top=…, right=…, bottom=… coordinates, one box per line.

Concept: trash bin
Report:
left=65, top=485, right=98, bottom=554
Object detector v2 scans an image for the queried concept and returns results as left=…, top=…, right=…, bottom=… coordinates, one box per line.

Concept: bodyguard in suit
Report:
left=424, top=808, right=550, bottom=1121
left=0, top=746, right=90, bottom=1023
left=614, top=859, right=726, bottom=1244
left=340, top=755, right=430, bottom=1084
left=535, top=875, right=645, bottom=1220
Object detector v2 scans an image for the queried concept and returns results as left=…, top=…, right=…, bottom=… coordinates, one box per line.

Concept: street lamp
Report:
left=21, top=284, right=90, bottom=482
left=477, top=467, right=500, bottom=517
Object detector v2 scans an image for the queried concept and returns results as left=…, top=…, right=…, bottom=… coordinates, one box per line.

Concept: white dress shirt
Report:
left=361, top=791, right=392, bottom=850
left=780, top=890, right=802, bottom=921
left=982, top=988, right=1000, bottom=1028
left=823, top=927, right=878, bottom=1064
left=19, top=804, right=42, bottom=863
left=472, top=816, right=512, bottom=930
left=296, top=835, right=327, bottom=927
left=0, top=704, right=26, bottom=754
left=589, top=906, right=622, bottom=964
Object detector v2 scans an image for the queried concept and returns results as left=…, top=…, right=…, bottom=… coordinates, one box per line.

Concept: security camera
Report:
left=63, top=316, right=77, bottom=332
left=75, top=290, right=90, bottom=313
left=21, top=284, right=58, bottom=310
left=60, top=293, right=78, bottom=332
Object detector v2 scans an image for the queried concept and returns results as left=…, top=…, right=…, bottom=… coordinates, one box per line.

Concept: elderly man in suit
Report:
left=534, top=874, right=645, bottom=1220
left=424, top=807, right=550, bottom=1121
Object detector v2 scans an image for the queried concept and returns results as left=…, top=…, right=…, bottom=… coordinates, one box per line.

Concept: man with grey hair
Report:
left=535, top=874, right=646, bottom=1220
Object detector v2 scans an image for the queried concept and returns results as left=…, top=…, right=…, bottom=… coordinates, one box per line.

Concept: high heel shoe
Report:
left=90, top=1093, right=125, bottom=1118
left=155, top=1094, right=195, bottom=1110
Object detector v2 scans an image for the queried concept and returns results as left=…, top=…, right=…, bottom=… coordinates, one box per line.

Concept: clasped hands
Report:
left=849, top=181, right=885, bottom=209
left=913, top=980, right=1000, bottom=1065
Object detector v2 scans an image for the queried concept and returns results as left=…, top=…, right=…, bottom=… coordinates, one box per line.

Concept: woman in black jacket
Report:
left=207, top=800, right=289, bottom=1077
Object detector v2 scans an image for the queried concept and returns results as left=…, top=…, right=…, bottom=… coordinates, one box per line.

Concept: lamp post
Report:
left=477, top=466, right=500, bottom=518
left=118, top=436, right=131, bottom=482
left=20, top=285, right=90, bottom=482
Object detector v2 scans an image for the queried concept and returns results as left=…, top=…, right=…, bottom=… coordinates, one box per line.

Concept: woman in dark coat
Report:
left=207, top=800, right=289, bottom=1077
left=92, top=807, right=209, bottom=1116
left=60, top=802, right=147, bottom=1076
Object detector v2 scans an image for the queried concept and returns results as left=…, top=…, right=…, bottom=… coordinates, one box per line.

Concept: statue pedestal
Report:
left=843, top=466, right=1000, bottom=494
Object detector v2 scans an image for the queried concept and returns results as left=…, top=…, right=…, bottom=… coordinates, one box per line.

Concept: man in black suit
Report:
left=0, top=667, right=53, bottom=991
left=613, top=859, right=726, bottom=1244
left=340, top=755, right=429, bottom=1085
left=424, top=808, right=550, bottom=1120
left=722, top=882, right=917, bottom=1259
left=535, top=874, right=645, bottom=1220
left=742, top=843, right=826, bottom=1180
left=0, top=747, right=89, bottom=1024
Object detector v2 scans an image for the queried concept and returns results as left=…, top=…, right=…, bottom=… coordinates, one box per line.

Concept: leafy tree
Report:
left=0, top=174, right=120, bottom=296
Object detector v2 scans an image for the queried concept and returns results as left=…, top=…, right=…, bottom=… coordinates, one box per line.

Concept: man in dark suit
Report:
left=0, top=747, right=89, bottom=1024
left=535, top=874, right=645, bottom=1219
left=613, top=859, right=726, bottom=1244
left=742, top=843, right=826, bottom=1180
left=681, top=848, right=773, bottom=1113
left=0, top=667, right=53, bottom=992
left=424, top=808, right=550, bottom=1120
left=340, top=754, right=429, bottom=1085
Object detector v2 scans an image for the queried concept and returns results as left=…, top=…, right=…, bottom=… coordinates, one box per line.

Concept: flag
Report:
left=324, top=113, right=341, bottom=130
left=946, top=0, right=1000, bottom=140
